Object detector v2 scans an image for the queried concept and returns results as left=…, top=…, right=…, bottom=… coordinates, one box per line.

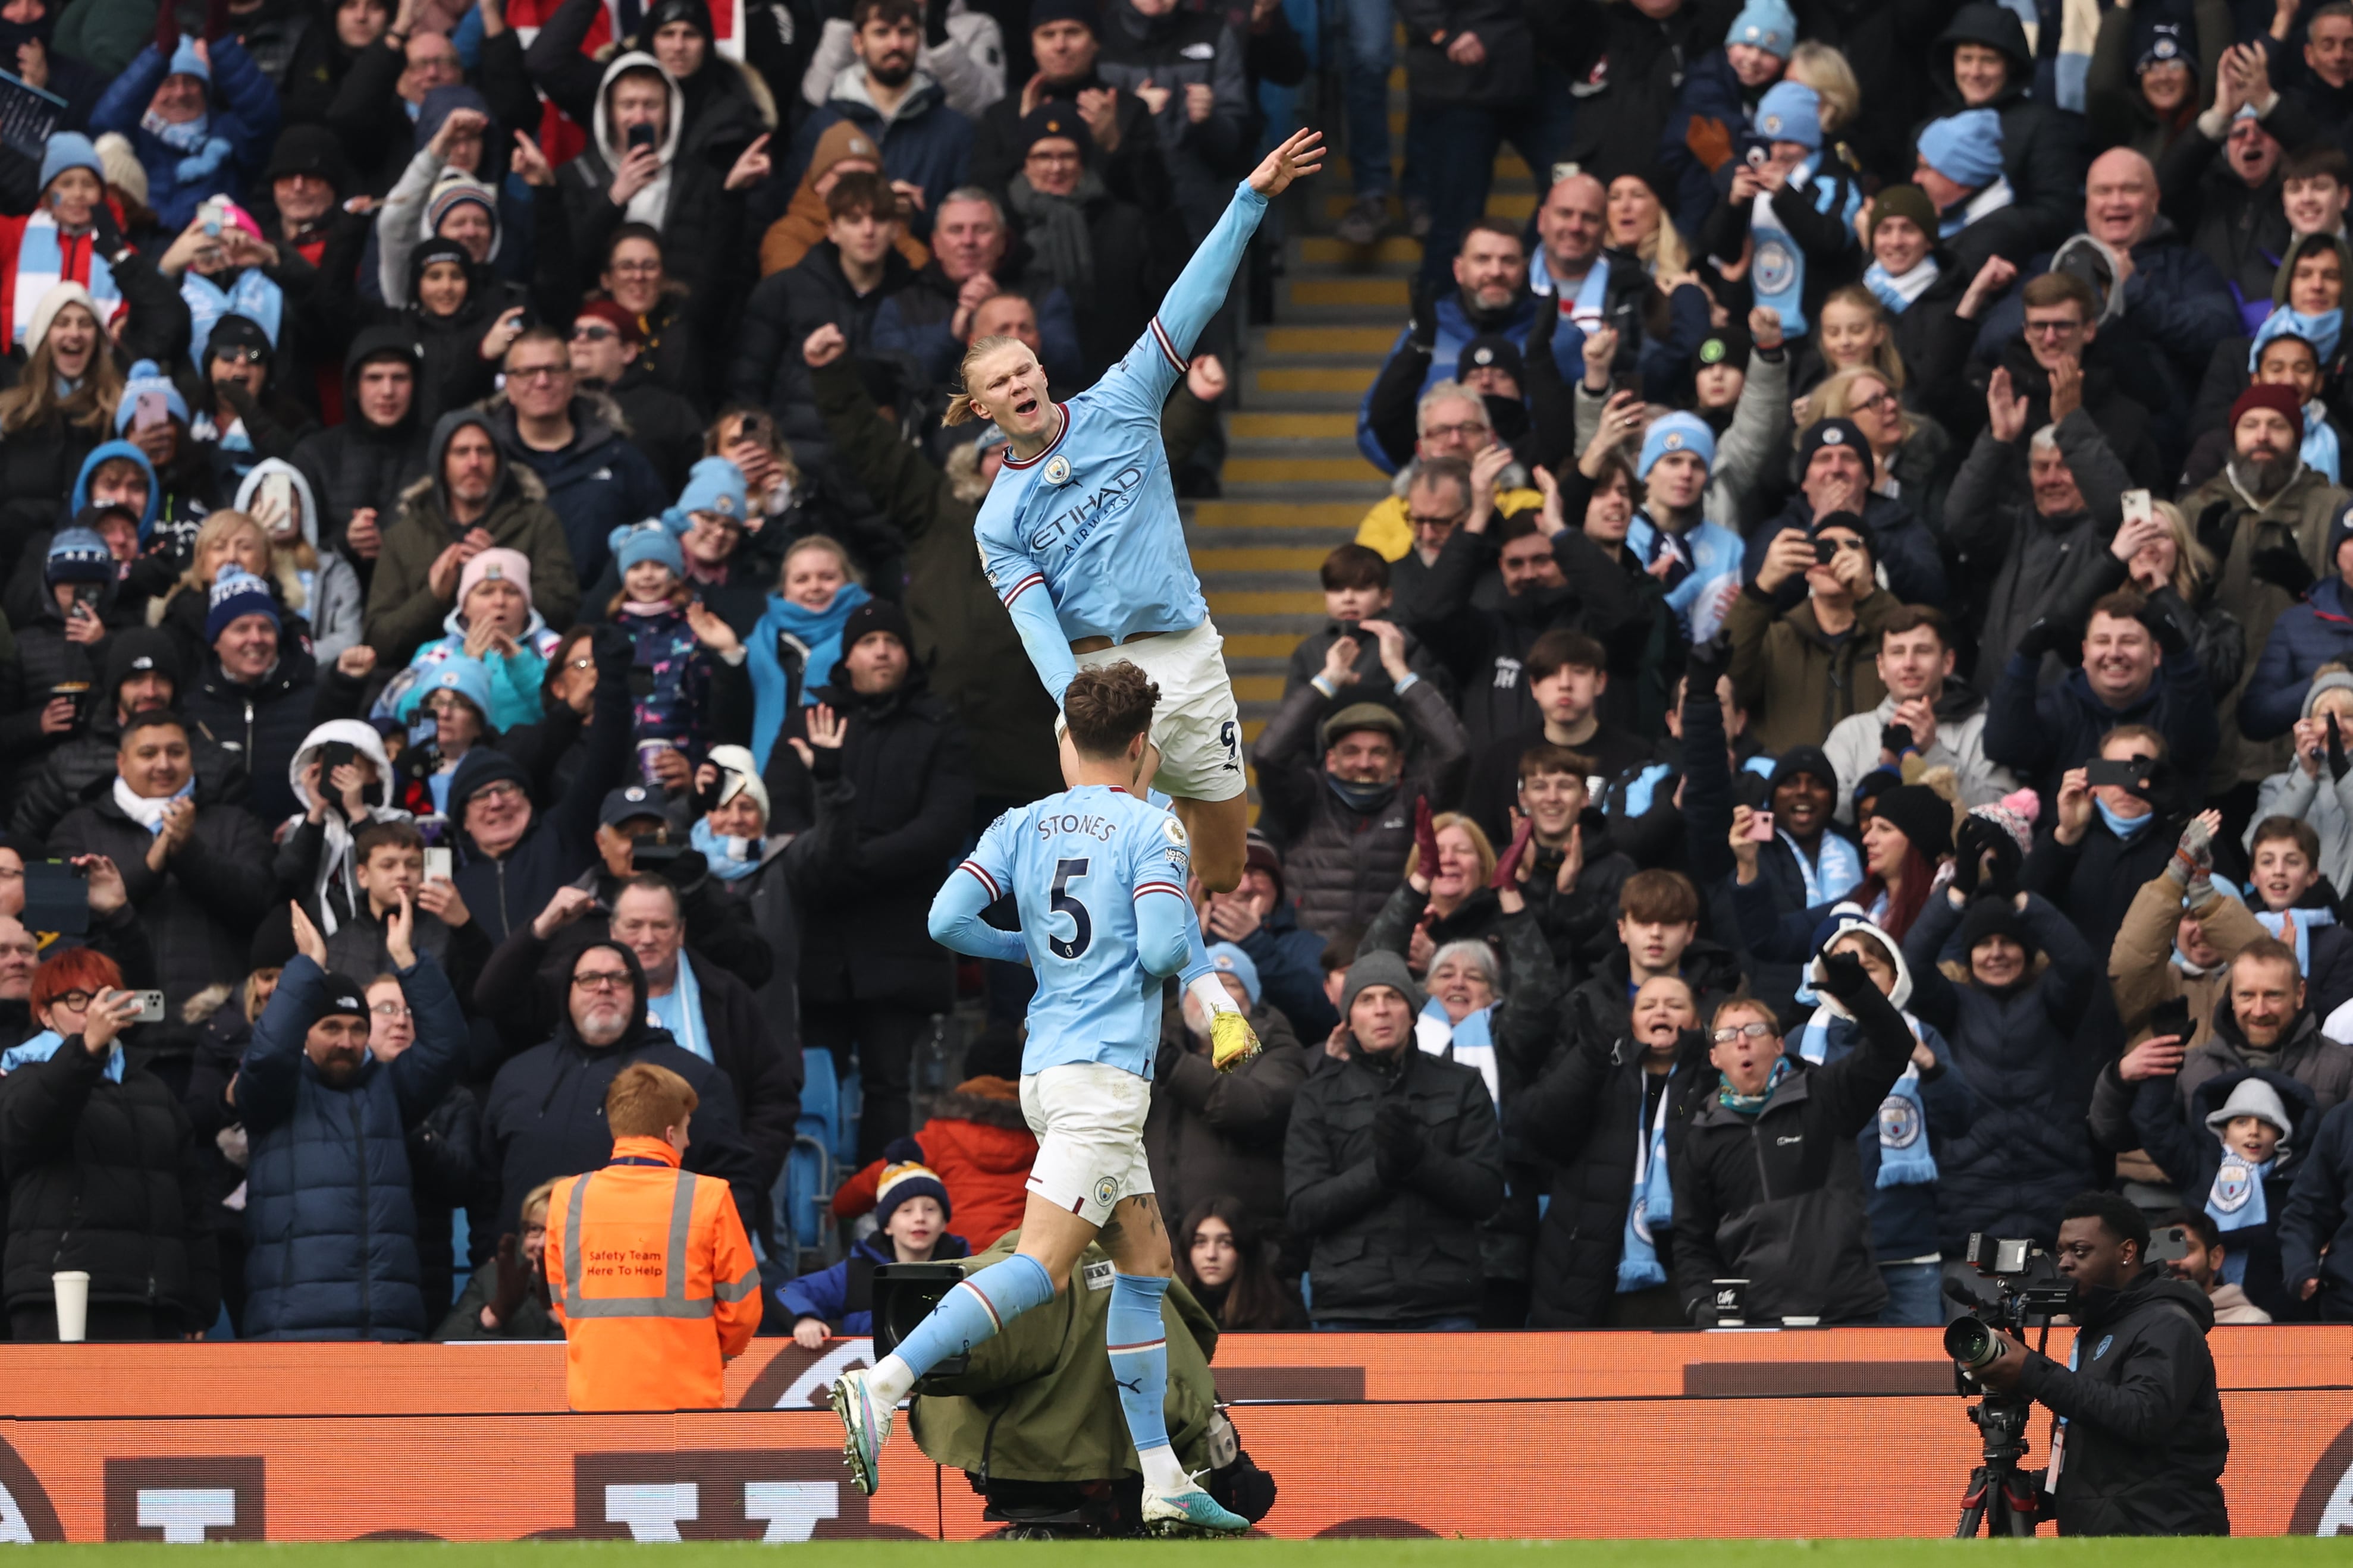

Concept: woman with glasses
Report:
left=1803, top=362, right=1954, bottom=540
left=0, top=944, right=219, bottom=1341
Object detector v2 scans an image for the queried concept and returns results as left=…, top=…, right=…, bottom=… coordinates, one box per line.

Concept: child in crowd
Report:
left=783, top=1156, right=969, bottom=1347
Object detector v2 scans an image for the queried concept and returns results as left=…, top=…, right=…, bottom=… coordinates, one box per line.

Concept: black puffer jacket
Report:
left=1514, top=1020, right=1715, bottom=1328
left=2012, top=1269, right=2229, bottom=1536
left=1903, top=891, right=2101, bottom=1251
left=1283, top=1040, right=1505, bottom=1325
left=289, top=325, right=431, bottom=555
left=47, top=789, right=278, bottom=1014
left=1251, top=677, right=1472, bottom=941
left=1925, top=4, right=2085, bottom=251
left=186, top=647, right=364, bottom=825
left=767, top=669, right=972, bottom=1012
left=0, top=587, right=111, bottom=802
left=1670, top=962, right=1915, bottom=1325
left=0, top=1038, right=221, bottom=1333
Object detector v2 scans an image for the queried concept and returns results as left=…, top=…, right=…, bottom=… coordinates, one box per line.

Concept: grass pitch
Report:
left=7, top=1540, right=2340, bottom=1564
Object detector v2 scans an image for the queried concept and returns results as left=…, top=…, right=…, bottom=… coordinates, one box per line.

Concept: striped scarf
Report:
left=8, top=210, right=118, bottom=347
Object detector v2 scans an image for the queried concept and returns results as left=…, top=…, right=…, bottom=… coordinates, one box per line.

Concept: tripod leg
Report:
left=1955, top=1468, right=1991, bottom=1538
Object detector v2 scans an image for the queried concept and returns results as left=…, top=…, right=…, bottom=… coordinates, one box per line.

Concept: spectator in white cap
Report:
left=378, top=546, right=561, bottom=735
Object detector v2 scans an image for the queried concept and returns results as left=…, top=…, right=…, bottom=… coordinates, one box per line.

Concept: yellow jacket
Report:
left=1355, top=486, right=1545, bottom=561
left=546, top=1136, right=761, bottom=1411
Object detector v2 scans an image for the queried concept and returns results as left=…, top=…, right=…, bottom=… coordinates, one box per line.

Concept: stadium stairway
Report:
left=1188, top=140, right=1536, bottom=797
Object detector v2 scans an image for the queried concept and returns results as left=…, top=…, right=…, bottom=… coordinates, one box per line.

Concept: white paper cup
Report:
left=51, top=1271, right=89, bottom=1342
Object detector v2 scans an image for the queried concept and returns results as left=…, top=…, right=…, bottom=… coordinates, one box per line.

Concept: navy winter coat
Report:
left=88, top=38, right=283, bottom=231
left=1742, top=491, right=1948, bottom=613
left=2282, top=1096, right=2353, bottom=1320
left=2241, top=576, right=2353, bottom=742
left=240, top=953, right=468, bottom=1340
left=1903, top=891, right=2102, bottom=1250
left=486, top=398, right=668, bottom=589
left=777, top=1228, right=971, bottom=1333
left=1983, top=646, right=2222, bottom=802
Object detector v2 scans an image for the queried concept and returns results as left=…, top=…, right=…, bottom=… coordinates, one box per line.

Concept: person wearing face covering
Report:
left=237, top=899, right=467, bottom=1340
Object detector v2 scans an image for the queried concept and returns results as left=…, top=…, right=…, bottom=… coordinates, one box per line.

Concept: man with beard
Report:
left=236, top=895, right=467, bottom=1340
left=481, top=939, right=763, bottom=1240
left=784, top=0, right=974, bottom=239
left=2179, top=382, right=2348, bottom=790
left=1357, top=222, right=1558, bottom=473
left=1825, top=609, right=2015, bottom=816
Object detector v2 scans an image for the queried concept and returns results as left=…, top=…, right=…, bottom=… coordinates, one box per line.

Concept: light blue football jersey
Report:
left=974, top=181, right=1269, bottom=704
left=953, top=784, right=1194, bottom=1078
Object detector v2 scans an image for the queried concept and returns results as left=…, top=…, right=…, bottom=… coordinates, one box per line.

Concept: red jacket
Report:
left=832, top=1077, right=1035, bottom=1245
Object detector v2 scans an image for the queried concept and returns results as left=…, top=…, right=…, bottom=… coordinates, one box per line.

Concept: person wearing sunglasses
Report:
left=1670, top=947, right=1919, bottom=1327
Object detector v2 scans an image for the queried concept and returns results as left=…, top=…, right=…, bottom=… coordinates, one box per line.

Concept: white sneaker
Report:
left=829, top=1367, right=892, bottom=1495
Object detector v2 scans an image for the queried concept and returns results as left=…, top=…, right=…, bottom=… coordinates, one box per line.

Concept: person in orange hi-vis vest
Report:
left=545, top=1061, right=761, bottom=1410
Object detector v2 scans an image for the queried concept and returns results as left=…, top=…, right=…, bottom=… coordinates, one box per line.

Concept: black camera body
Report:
left=1945, top=1233, right=2075, bottom=1377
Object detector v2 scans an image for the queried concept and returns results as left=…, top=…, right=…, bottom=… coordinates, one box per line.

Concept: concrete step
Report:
left=1230, top=411, right=1357, bottom=439
left=1193, top=501, right=1367, bottom=530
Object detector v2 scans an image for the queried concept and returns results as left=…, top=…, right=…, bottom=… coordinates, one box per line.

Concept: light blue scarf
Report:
left=745, top=582, right=871, bottom=770
left=1799, top=1008, right=1937, bottom=1188
left=2249, top=306, right=2343, bottom=370
left=140, top=107, right=231, bottom=185
left=180, top=268, right=283, bottom=370
left=1783, top=828, right=1863, bottom=907
left=1746, top=154, right=1821, bottom=335
left=1618, top=1069, right=1676, bottom=1292
left=1718, top=1055, right=1792, bottom=1115
left=1862, top=257, right=1938, bottom=315
left=2253, top=905, right=2336, bottom=979
left=2095, top=799, right=2157, bottom=840
left=2205, top=1152, right=2271, bottom=1283
left=1416, top=998, right=1499, bottom=1111
left=644, top=951, right=710, bottom=1063
left=0, top=1029, right=122, bottom=1083
left=2305, top=403, right=2342, bottom=486
left=689, top=818, right=766, bottom=881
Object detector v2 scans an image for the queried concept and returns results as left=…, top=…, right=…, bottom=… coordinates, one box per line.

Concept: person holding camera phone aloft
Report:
left=1726, top=510, right=1905, bottom=755
left=2248, top=662, right=2353, bottom=899
left=1670, top=946, right=1916, bottom=1327
left=1962, top=1191, right=2229, bottom=1537
left=0, top=945, right=218, bottom=1342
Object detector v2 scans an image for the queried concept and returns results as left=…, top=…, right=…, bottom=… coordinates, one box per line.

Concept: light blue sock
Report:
left=1107, top=1272, right=1175, bottom=1471
left=887, top=1253, right=1055, bottom=1384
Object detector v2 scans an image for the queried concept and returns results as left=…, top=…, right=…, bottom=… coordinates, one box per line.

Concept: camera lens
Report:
left=1944, top=1316, right=1998, bottom=1370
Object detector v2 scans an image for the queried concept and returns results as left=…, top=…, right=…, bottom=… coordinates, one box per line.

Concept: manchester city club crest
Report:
left=1878, top=1094, right=1922, bottom=1148
left=1093, top=1174, right=1120, bottom=1209
left=1753, top=238, right=1796, bottom=297
left=1043, top=454, right=1073, bottom=485
left=2211, top=1156, right=2254, bottom=1212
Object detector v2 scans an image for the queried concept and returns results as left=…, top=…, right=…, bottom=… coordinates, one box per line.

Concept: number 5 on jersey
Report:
left=1049, top=858, right=1093, bottom=959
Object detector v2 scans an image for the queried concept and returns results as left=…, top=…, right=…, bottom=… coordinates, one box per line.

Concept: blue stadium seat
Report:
left=799, top=1046, right=842, bottom=1157
left=777, top=1133, right=836, bottom=1271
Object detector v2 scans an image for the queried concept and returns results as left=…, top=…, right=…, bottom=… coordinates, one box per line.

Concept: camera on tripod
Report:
left=1943, top=1234, right=2076, bottom=1375
left=1940, top=1234, right=2075, bottom=1538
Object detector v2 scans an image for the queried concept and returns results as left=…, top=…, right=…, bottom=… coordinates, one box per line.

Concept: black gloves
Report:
left=2252, top=542, right=2316, bottom=596
left=590, top=621, right=636, bottom=671
left=1815, top=948, right=1874, bottom=1006
left=1527, top=288, right=1558, bottom=353
left=2012, top=618, right=2063, bottom=662
left=1408, top=276, right=1440, bottom=353
left=1372, top=1099, right=1424, bottom=1183
left=1881, top=722, right=1915, bottom=757
left=2138, top=601, right=2191, bottom=657
left=1685, top=634, right=1731, bottom=696
left=1950, top=816, right=1990, bottom=897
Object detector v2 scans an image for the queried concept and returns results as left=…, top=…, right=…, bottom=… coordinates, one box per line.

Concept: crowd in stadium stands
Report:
left=11, top=0, right=2353, bottom=1347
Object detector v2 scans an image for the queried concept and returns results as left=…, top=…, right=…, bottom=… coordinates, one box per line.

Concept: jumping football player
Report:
left=950, top=126, right=1327, bottom=902
left=830, top=662, right=1247, bottom=1534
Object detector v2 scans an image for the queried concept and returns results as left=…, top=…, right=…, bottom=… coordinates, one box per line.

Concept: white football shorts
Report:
left=1069, top=619, right=1245, bottom=803
left=1019, top=1062, right=1156, bottom=1227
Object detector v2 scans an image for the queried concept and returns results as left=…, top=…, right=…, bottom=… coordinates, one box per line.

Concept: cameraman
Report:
left=1969, top=1192, right=2229, bottom=1536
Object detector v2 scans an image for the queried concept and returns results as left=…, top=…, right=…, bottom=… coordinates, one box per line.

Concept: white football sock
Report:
left=1188, top=973, right=1240, bottom=1016
left=867, top=1352, right=916, bottom=1406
